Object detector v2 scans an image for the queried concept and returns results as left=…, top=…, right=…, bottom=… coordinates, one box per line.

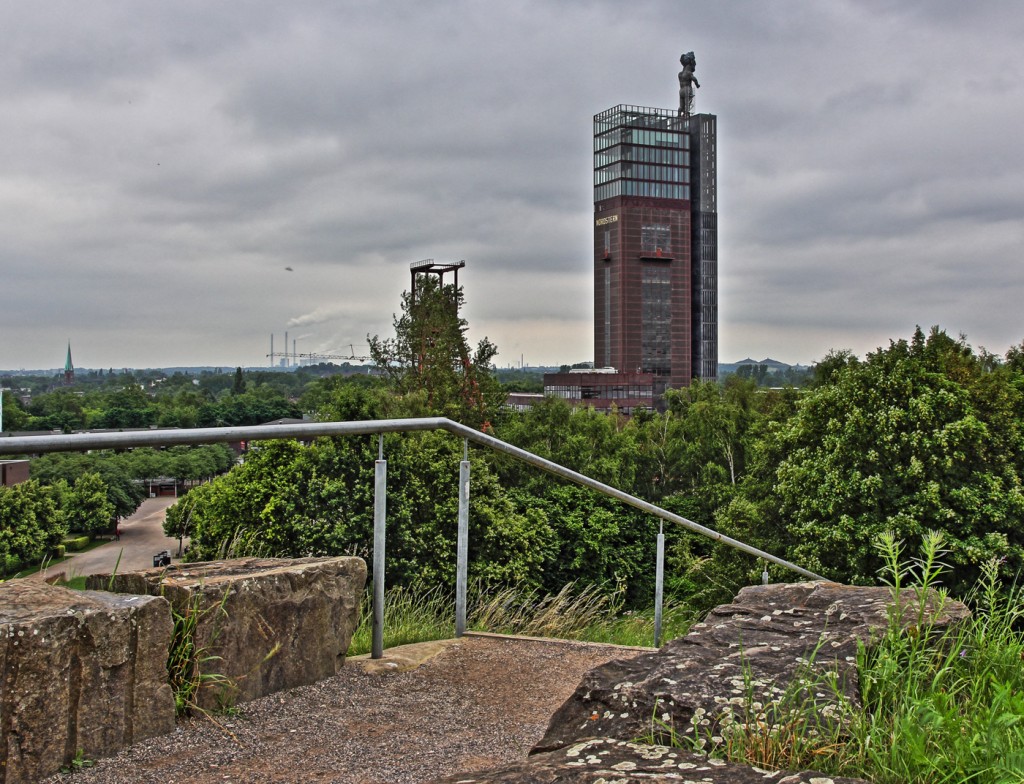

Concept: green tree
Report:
left=26, top=389, right=87, bottom=432
left=31, top=453, right=145, bottom=521
left=195, top=388, right=300, bottom=427
left=0, top=481, right=66, bottom=574
left=173, top=427, right=553, bottom=591
left=1, top=390, right=29, bottom=431
left=66, top=472, right=116, bottom=534
left=724, top=327, right=1024, bottom=593
left=368, top=276, right=503, bottom=429
left=300, top=375, right=385, bottom=422
left=232, top=367, right=247, bottom=395
left=88, top=384, right=158, bottom=429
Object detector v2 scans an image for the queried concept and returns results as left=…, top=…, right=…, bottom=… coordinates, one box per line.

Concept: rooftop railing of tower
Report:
left=594, top=105, right=691, bottom=133
left=0, top=417, right=824, bottom=655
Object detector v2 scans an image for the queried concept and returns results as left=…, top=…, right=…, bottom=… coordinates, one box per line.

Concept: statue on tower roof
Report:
left=678, top=51, right=700, bottom=117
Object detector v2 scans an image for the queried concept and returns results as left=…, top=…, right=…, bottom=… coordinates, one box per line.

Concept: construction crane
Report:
left=266, top=345, right=372, bottom=365
left=296, top=352, right=372, bottom=363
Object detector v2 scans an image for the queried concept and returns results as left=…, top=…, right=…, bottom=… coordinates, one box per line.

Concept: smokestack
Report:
left=270, top=334, right=274, bottom=368
left=285, top=331, right=289, bottom=367
left=293, top=338, right=297, bottom=367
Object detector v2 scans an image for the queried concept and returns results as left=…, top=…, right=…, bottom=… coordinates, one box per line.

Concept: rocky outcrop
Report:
left=431, top=737, right=869, bottom=783
left=429, top=581, right=966, bottom=783
left=535, top=581, right=969, bottom=753
left=88, top=556, right=366, bottom=709
left=0, top=581, right=175, bottom=784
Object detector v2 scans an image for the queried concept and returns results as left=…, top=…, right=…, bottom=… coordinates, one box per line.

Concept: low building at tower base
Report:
left=542, top=369, right=660, bottom=415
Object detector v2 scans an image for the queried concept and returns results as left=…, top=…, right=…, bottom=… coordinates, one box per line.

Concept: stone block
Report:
left=0, top=581, right=175, bottom=783
left=429, top=737, right=871, bottom=783
left=89, top=556, right=366, bottom=709
left=535, top=581, right=969, bottom=754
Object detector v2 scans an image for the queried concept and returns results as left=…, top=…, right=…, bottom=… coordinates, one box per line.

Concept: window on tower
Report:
left=641, top=265, right=672, bottom=376
left=641, top=224, right=671, bottom=256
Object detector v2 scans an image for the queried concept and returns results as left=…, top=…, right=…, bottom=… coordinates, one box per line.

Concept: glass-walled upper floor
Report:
left=594, top=106, right=689, bottom=149
left=596, top=144, right=688, bottom=168
left=595, top=163, right=689, bottom=186
left=593, top=105, right=691, bottom=204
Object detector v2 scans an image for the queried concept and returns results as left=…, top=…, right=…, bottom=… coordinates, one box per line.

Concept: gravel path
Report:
left=44, top=635, right=643, bottom=784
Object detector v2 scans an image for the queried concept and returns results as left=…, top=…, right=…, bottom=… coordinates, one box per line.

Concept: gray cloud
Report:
left=2, top=0, right=1022, bottom=371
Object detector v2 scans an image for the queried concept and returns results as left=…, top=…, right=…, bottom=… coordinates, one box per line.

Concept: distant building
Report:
left=592, top=104, right=718, bottom=389
left=543, top=370, right=655, bottom=416
left=505, top=392, right=545, bottom=412
left=1, top=460, right=29, bottom=487
left=544, top=56, right=718, bottom=412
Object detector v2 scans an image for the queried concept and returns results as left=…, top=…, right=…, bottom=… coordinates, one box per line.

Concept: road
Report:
left=32, top=496, right=186, bottom=582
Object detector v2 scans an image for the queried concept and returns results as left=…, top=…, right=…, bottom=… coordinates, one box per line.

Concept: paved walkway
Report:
left=33, top=496, right=185, bottom=582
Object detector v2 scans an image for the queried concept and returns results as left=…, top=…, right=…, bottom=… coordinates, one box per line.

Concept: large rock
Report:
left=0, top=580, right=175, bottom=783
left=88, top=556, right=366, bottom=709
left=430, top=737, right=870, bottom=783
left=444, top=582, right=964, bottom=783
left=536, top=581, right=969, bottom=754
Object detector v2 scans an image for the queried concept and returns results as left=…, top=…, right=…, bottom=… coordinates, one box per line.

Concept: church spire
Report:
left=64, top=341, right=74, bottom=385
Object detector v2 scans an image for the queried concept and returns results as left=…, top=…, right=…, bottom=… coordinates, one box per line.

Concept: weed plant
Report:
left=346, top=580, right=695, bottom=656
left=167, top=590, right=235, bottom=716
left=847, top=532, right=1024, bottom=783
left=689, top=531, right=1024, bottom=784
left=59, top=749, right=94, bottom=774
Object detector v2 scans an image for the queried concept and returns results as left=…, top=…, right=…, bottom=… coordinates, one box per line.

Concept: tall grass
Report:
left=697, top=531, right=1024, bottom=783
left=470, top=581, right=693, bottom=647
left=346, top=580, right=696, bottom=656
left=347, top=582, right=455, bottom=655
left=847, top=533, right=1024, bottom=783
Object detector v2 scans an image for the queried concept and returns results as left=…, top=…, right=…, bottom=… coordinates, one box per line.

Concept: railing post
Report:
left=654, top=522, right=664, bottom=647
left=372, top=434, right=387, bottom=660
left=455, top=440, right=470, bottom=637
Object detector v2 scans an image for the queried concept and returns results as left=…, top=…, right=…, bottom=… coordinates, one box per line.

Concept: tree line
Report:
left=1, top=372, right=304, bottom=433
left=0, top=444, right=235, bottom=576
left=0, top=361, right=363, bottom=576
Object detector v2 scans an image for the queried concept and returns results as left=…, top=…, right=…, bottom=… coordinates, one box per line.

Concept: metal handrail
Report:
left=0, top=417, right=822, bottom=580
left=1, top=417, right=824, bottom=653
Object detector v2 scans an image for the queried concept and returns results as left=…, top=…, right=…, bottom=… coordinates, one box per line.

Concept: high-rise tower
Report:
left=592, top=58, right=717, bottom=389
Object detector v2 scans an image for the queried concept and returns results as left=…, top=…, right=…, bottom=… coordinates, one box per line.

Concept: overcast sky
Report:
left=2, top=1, right=1022, bottom=371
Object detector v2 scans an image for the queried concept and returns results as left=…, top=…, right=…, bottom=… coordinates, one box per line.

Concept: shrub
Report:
left=2, top=554, right=21, bottom=577
left=63, top=535, right=91, bottom=552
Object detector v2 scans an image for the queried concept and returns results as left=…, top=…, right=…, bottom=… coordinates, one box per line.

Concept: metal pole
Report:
left=455, top=440, right=470, bottom=637
left=442, top=420, right=825, bottom=582
left=372, top=434, right=387, bottom=660
left=654, top=522, right=664, bottom=647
